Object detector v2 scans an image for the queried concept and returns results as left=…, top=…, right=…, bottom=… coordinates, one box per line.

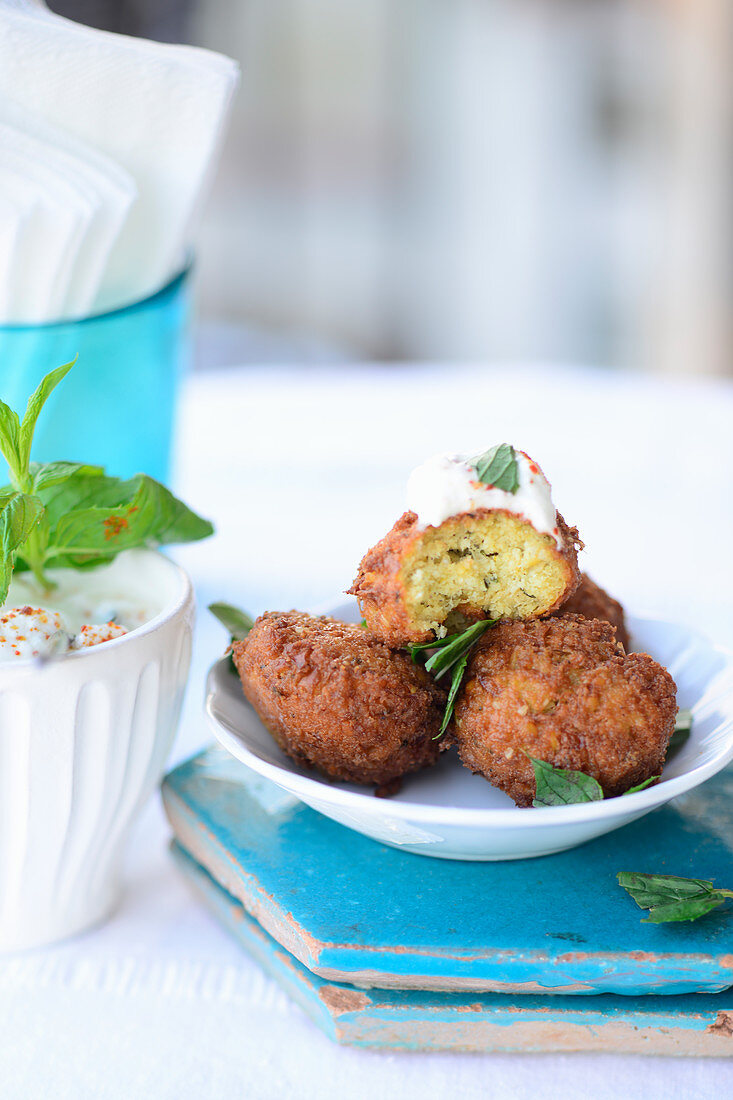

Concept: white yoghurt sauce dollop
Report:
left=405, top=449, right=562, bottom=548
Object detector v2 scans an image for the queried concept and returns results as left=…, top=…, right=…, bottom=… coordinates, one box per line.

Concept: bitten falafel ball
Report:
left=232, top=611, right=445, bottom=787
left=556, top=573, right=630, bottom=650
left=349, top=448, right=582, bottom=646
left=452, top=615, right=677, bottom=807
left=349, top=510, right=581, bottom=647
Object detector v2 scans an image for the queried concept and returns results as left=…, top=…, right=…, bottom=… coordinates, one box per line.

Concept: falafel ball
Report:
left=232, top=611, right=445, bottom=786
left=349, top=509, right=581, bottom=647
left=452, top=615, right=676, bottom=807
left=556, top=572, right=630, bottom=650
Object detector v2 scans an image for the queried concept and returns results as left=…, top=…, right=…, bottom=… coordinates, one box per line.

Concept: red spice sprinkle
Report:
left=529, top=463, right=539, bottom=474
left=104, top=515, right=129, bottom=540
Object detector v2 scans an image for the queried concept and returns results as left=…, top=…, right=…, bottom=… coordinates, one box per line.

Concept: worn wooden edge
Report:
left=170, top=840, right=733, bottom=1056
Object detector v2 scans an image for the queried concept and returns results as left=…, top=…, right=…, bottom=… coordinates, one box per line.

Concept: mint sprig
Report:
left=617, top=872, right=733, bottom=924
left=409, top=619, right=496, bottom=737
left=0, top=361, right=213, bottom=604
left=473, top=443, right=519, bottom=493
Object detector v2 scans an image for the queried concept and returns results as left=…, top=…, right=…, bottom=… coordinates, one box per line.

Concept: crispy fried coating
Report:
left=452, top=615, right=677, bottom=807
left=557, top=573, right=630, bottom=650
left=232, top=611, right=445, bottom=786
left=348, top=509, right=582, bottom=646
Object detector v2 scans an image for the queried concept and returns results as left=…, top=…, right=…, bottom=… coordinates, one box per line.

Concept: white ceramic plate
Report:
left=206, top=602, right=733, bottom=861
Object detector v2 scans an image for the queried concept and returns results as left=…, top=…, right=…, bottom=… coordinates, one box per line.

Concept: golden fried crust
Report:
left=348, top=510, right=582, bottom=646
left=232, top=611, right=445, bottom=786
left=453, top=615, right=677, bottom=807
left=557, top=573, right=630, bottom=650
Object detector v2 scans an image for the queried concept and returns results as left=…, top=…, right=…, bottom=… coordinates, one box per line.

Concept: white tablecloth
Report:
left=2, top=362, right=733, bottom=1098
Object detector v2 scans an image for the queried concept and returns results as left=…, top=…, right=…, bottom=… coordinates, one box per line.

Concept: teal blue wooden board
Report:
left=161, top=746, right=733, bottom=997
left=171, top=840, right=733, bottom=1055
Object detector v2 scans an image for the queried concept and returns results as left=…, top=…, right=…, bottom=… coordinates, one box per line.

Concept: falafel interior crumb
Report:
left=401, top=512, right=569, bottom=635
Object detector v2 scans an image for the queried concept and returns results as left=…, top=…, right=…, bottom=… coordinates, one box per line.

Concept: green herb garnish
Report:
left=473, top=443, right=519, bottom=493
left=623, top=775, right=660, bottom=796
left=529, top=756, right=604, bottom=806
left=209, top=601, right=255, bottom=671
left=528, top=756, right=660, bottom=805
left=409, top=619, right=496, bottom=737
left=0, top=361, right=213, bottom=603
left=667, top=707, right=693, bottom=757
left=617, top=872, right=733, bottom=924
left=208, top=602, right=255, bottom=640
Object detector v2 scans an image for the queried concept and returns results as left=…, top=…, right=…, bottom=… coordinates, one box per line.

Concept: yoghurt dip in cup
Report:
left=0, top=360, right=210, bottom=949
left=0, top=550, right=194, bottom=950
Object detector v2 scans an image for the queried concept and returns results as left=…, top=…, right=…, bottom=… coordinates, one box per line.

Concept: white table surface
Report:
left=2, top=362, right=733, bottom=1099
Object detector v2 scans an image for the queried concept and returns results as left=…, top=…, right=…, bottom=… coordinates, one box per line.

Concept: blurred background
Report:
left=52, top=0, right=733, bottom=376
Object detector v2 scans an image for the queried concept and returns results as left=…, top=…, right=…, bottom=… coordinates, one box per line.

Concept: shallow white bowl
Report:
left=207, top=601, right=733, bottom=861
left=0, top=550, right=194, bottom=950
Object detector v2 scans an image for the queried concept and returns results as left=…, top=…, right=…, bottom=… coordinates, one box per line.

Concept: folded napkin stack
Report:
left=0, top=0, right=238, bottom=322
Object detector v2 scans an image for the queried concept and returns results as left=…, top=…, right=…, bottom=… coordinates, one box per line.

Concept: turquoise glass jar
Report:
left=0, top=267, right=191, bottom=483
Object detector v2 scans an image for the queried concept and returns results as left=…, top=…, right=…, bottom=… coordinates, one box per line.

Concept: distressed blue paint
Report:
left=162, top=746, right=733, bottom=997
left=171, top=842, right=733, bottom=1054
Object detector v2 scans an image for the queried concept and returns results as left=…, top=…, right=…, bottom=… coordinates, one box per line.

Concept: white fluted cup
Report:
left=0, top=550, right=194, bottom=951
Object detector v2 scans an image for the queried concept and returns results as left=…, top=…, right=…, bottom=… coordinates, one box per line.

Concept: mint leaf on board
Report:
left=530, top=756, right=604, bottom=806
left=473, top=443, right=519, bottom=493
left=623, top=775, right=660, bottom=796
left=641, top=897, right=727, bottom=923
left=407, top=619, right=496, bottom=739
left=616, top=872, right=733, bottom=924
left=209, top=602, right=255, bottom=640
left=0, top=492, right=44, bottom=604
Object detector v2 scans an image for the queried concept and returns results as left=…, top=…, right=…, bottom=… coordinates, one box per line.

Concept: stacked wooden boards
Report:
left=162, top=746, right=733, bottom=1053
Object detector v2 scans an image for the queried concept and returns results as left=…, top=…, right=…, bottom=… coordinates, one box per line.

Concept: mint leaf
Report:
left=408, top=634, right=457, bottom=663
left=623, top=775, right=660, bottom=795
left=30, top=462, right=104, bottom=493
left=667, top=707, right=693, bottom=758
left=438, top=651, right=468, bottom=736
left=617, top=872, right=733, bottom=923
left=0, top=492, right=43, bottom=604
left=0, top=400, right=22, bottom=482
left=642, top=897, right=726, bottom=924
left=47, top=474, right=213, bottom=566
left=473, top=444, right=519, bottom=493
left=209, top=602, right=255, bottom=640
left=408, top=619, right=496, bottom=739
left=424, top=619, right=495, bottom=679
left=17, top=359, right=76, bottom=475
left=617, top=871, right=717, bottom=908
left=530, top=756, right=604, bottom=806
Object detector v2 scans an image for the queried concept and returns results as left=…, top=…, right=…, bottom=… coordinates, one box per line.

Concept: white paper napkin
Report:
left=0, top=0, right=238, bottom=320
